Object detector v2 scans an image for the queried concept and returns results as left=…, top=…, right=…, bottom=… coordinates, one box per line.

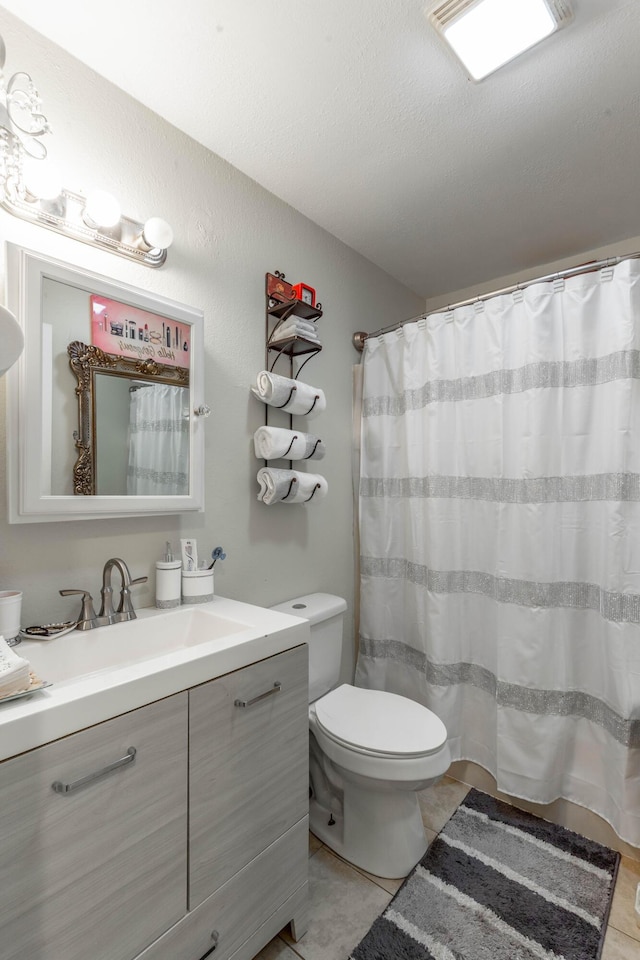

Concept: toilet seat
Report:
left=314, top=684, right=447, bottom=760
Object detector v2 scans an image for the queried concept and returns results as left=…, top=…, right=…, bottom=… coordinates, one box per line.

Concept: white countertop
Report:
left=0, top=596, right=309, bottom=762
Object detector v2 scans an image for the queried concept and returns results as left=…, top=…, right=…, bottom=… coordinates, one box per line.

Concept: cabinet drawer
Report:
left=138, top=817, right=308, bottom=960
left=189, top=644, right=308, bottom=907
left=0, top=693, right=188, bottom=960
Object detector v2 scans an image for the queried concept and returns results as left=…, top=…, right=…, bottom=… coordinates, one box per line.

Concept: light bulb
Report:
left=142, top=217, right=174, bottom=250
left=23, top=159, right=62, bottom=201
left=83, top=190, right=121, bottom=228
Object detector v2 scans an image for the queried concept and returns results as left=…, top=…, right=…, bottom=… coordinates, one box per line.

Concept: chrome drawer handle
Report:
left=52, top=746, right=137, bottom=794
left=234, top=681, right=281, bottom=708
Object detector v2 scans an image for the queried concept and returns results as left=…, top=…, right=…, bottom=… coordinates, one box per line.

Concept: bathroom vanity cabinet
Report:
left=189, top=644, right=308, bottom=906
left=0, top=644, right=309, bottom=960
left=0, top=693, right=187, bottom=960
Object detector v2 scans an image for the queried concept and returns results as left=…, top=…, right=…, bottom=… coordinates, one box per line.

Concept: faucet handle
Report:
left=115, top=576, right=148, bottom=620
left=59, top=589, right=97, bottom=630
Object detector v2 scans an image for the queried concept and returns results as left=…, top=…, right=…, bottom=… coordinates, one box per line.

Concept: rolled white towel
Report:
left=0, top=636, right=31, bottom=698
left=257, top=468, right=328, bottom=505
left=251, top=371, right=326, bottom=418
left=253, top=426, right=326, bottom=461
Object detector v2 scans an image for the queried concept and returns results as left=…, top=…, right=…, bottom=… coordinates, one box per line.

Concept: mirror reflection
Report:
left=67, top=340, right=190, bottom=497
left=96, top=376, right=189, bottom=496
left=42, top=277, right=191, bottom=497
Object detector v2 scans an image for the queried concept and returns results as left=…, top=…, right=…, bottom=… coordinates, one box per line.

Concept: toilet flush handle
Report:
left=234, top=681, right=281, bottom=708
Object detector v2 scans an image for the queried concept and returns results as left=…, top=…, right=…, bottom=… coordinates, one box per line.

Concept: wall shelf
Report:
left=258, top=271, right=325, bottom=474
left=267, top=298, right=323, bottom=322
left=266, top=334, right=320, bottom=360
left=265, top=271, right=322, bottom=374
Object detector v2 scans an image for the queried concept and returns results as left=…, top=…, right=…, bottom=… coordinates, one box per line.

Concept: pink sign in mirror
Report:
left=91, top=295, right=190, bottom=369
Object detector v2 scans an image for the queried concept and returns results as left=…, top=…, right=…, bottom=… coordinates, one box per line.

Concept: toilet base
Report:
left=309, top=778, right=428, bottom=879
left=309, top=797, right=347, bottom=858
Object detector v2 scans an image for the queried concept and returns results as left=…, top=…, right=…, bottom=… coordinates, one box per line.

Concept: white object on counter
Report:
left=155, top=560, right=182, bottom=609
left=182, top=568, right=213, bottom=603
left=0, top=636, right=31, bottom=698
left=180, top=538, right=198, bottom=571
left=0, top=590, right=22, bottom=642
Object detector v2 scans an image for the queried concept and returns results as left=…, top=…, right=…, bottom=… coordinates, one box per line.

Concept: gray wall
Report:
left=423, top=234, right=640, bottom=314
left=0, top=9, right=424, bottom=676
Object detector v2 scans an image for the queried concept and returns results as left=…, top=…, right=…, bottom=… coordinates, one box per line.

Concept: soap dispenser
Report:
left=155, top=542, right=181, bottom=608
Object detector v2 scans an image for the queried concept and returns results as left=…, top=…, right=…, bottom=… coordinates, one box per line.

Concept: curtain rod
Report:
left=352, top=250, right=640, bottom=352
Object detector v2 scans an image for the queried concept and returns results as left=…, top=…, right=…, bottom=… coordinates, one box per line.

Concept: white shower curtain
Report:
left=356, top=259, right=640, bottom=846
left=127, top=383, right=189, bottom=495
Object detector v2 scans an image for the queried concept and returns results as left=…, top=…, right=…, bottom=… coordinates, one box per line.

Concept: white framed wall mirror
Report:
left=5, top=244, right=206, bottom=522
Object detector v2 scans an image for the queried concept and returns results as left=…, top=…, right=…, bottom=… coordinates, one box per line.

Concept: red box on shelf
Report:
left=266, top=274, right=295, bottom=303
left=291, top=283, right=316, bottom=308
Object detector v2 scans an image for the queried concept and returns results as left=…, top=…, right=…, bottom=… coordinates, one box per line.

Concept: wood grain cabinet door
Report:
left=189, top=644, right=308, bottom=908
left=0, top=692, right=188, bottom=960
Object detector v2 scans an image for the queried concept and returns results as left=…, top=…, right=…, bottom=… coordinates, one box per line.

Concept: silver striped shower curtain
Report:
left=356, top=259, right=640, bottom=845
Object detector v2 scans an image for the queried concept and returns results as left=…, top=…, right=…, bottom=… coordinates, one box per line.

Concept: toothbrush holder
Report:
left=181, top=568, right=214, bottom=604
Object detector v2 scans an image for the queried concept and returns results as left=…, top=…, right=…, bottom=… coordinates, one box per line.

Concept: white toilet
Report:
left=271, top=593, right=451, bottom=879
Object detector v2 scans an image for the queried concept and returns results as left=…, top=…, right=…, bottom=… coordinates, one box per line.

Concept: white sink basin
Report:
left=20, top=606, right=251, bottom=684
left=0, top=595, right=309, bottom=764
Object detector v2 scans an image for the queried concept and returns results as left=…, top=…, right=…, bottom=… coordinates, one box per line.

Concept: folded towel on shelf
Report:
left=253, top=426, right=326, bottom=461
left=0, top=636, right=31, bottom=698
left=251, top=371, right=326, bottom=418
left=272, top=319, right=320, bottom=342
left=273, top=329, right=321, bottom=345
left=280, top=317, right=318, bottom=334
left=257, top=468, right=328, bottom=505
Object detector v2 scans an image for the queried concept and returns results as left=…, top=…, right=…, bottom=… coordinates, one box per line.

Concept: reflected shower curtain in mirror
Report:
left=356, top=259, right=640, bottom=845
left=127, top=383, right=189, bottom=495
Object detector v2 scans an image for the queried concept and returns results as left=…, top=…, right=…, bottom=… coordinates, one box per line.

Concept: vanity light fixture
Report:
left=429, top=0, right=573, bottom=81
left=0, top=33, right=173, bottom=267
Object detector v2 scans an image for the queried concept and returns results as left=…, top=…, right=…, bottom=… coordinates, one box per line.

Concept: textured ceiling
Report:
left=1, top=0, right=639, bottom=298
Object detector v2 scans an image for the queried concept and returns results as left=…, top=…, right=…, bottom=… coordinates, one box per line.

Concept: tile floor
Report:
left=255, top=777, right=640, bottom=960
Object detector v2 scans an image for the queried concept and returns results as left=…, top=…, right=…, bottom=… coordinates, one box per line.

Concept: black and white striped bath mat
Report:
left=351, top=788, right=619, bottom=960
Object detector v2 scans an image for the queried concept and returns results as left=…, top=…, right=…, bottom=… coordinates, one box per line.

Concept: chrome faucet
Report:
left=60, top=558, right=148, bottom=630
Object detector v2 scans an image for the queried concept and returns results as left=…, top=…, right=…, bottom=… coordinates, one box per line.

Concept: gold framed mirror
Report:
left=67, top=341, right=190, bottom=496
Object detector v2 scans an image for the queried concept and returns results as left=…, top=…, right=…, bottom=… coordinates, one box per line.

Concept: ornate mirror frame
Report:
left=67, top=341, right=190, bottom=496
left=5, top=243, right=205, bottom=523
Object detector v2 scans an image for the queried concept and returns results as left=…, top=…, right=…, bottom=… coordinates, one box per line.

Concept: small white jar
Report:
left=0, top=590, right=23, bottom=641
left=155, top=561, right=182, bottom=608
left=182, top=568, right=214, bottom=604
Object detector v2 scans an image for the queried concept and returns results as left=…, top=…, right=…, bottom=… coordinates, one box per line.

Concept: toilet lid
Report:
left=314, top=685, right=447, bottom=759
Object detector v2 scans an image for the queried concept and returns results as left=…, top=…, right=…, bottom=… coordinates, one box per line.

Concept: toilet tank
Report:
left=270, top=593, right=347, bottom=704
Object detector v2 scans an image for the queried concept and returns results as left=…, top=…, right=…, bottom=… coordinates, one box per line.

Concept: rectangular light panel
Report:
left=430, top=0, right=572, bottom=80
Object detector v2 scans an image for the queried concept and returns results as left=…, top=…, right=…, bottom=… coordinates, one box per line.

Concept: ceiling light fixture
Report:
left=429, top=0, right=573, bottom=81
left=0, top=33, right=173, bottom=266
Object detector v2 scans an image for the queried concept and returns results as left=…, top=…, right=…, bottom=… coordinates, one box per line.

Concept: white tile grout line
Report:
left=276, top=934, right=307, bottom=960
